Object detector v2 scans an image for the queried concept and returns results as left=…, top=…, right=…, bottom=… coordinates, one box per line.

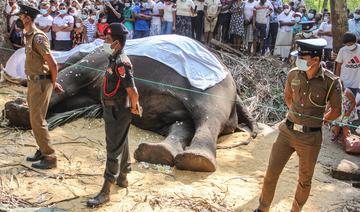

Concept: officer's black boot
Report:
left=116, top=173, right=128, bottom=188
left=31, top=156, right=57, bottom=169
left=87, top=179, right=113, bottom=208
left=26, top=150, right=45, bottom=162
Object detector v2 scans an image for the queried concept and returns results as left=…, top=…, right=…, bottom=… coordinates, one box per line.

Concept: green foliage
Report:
left=282, top=0, right=358, bottom=11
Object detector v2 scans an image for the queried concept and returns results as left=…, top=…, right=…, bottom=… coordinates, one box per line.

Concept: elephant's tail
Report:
left=235, top=95, right=258, bottom=138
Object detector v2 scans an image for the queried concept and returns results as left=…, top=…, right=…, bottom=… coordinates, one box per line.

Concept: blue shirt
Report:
left=133, top=5, right=150, bottom=31
left=348, top=19, right=360, bottom=41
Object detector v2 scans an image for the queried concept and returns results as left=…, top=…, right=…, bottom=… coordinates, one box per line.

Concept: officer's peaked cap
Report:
left=15, top=4, right=40, bottom=19
left=291, top=39, right=327, bottom=57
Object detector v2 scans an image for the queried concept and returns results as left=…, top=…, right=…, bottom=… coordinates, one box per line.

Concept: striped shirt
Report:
left=84, top=19, right=97, bottom=42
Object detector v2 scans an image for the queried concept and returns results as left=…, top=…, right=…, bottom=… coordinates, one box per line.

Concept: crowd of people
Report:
left=3, top=0, right=360, bottom=54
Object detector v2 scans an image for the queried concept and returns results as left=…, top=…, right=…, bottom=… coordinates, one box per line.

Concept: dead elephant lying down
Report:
left=4, top=35, right=257, bottom=172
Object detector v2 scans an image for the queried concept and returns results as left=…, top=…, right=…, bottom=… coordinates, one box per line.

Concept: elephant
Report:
left=4, top=36, right=257, bottom=172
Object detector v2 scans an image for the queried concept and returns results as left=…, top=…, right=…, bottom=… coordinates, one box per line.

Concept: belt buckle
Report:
left=293, top=123, right=303, bottom=132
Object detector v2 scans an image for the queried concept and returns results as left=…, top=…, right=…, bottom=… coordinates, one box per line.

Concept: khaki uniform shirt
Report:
left=285, top=67, right=342, bottom=127
left=24, top=27, right=51, bottom=76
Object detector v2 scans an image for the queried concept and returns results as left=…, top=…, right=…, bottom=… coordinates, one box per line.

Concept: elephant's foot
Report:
left=175, top=149, right=216, bottom=172
left=134, top=142, right=178, bottom=166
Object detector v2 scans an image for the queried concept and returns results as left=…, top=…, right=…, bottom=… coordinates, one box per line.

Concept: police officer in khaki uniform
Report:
left=87, top=23, right=140, bottom=208
left=255, top=39, right=342, bottom=212
left=16, top=4, right=64, bottom=169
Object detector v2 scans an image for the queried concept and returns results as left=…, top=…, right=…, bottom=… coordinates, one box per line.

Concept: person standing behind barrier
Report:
left=228, top=0, right=244, bottom=50
left=273, top=4, right=294, bottom=61
left=252, top=0, right=273, bottom=55
left=204, top=0, right=221, bottom=45
left=175, top=0, right=195, bottom=38
left=149, top=0, right=164, bottom=36
left=52, top=3, right=74, bottom=51
left=161, top=0, right=176, bottom=35
left=192, top=0, right=205, bottom=41
left=243, top=0, right=257, bottom=53
left=86, top=23, right=140, bottom=208
left=318, top=12, right=333, bottom=63
left=348, top=7, right=360, bottom=43
left=35, top=2, right=53, bottom=43
left=254, top=38, right=342, bottom=212
left=335, top=32, right=360, bottom=96
left=16, top=4, right=64, bottom=169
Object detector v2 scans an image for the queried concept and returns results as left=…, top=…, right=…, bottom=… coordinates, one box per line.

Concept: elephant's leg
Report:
left=134, top=120, right=194, bottom=166
left=175, top=124, right=218, bottom=172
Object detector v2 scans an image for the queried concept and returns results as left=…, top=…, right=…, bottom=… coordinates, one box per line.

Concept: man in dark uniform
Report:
left=294, top=21, right=318, bottom=41
left=15, top=4, right=64, bottom=169
left=255, top=39, right=342, bottom=212
left=87, top=23, right=140, bottom=208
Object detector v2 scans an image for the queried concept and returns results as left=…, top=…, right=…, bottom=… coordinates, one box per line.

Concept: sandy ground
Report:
left=0, top=82, right=359, bottom=212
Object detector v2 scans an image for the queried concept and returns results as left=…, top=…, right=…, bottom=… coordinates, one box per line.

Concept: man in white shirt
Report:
left=318, top=12, right=333, bottom=62
left=150, top=0, right=164, bottom=36
left=204, top=0, right=221, bottom=45
left=348, top=7, right=360, bottom=43
left=35, top=1, right=53, bottom=45
left=253, top=0, right=273, bottom=55
left=52, top=3, right=74, bottom=51
left=335, top=32, right=360, bottom=95
left=192, top=0, right=205, bottom=41
left=244, top=0, right=257, bottom=53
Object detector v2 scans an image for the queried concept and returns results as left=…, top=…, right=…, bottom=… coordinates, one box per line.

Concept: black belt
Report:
left=285, top=119, right=321, bottom=133
left=27, top=74, right=51, bottom=81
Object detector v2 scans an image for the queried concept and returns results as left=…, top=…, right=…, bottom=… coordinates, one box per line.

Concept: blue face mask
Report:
left=308, top=13, right=314, bottom=19
left=296, top=58, right=309, bottom=71
left=81, top=15, right=88, bottom=20
left=59, top=9, right=67, bottom=15
left=40, top=9, right=48, bottom=15
left=354, top=14, right=360, bottom=20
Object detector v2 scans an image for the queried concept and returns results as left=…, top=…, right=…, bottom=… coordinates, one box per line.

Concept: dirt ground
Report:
left=0, top=82, right=359, bottom=212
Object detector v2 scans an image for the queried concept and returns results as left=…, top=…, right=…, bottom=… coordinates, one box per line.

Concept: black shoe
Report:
left=26, top=150, right=45, bottom=162
left=87, top=180, right=113, bottom=208
left=116, top=173, right=128, bottom=188
left=254, top=209, right=264, bottom=212
left=31, top=156, right=57, bottom=169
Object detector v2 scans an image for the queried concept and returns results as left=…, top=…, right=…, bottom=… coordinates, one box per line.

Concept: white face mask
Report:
left=51, top=6, right=57, bottom=11
left=75, top=23, right=82, bottom=28
left=125, top=3, right=130, bottom=7
left=344, top=44, right=357, bottom=51
left=324, top=17, right=329, bottom=22
left=303, top=32, right=313, bottom=39
left=91, top=15, right=97, bottom=20
left=296, top=57, right=309, bottom=71
left=101, top=18, right=107, bottom=23
left=284, top=9, right=290, bottom=14
left=103, top=43, right=114, bottom=55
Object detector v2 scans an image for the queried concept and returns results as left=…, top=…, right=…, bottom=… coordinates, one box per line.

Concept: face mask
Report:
left=354, top=14, right=360, bottom=20
left=296, top=58, right=309, bottom=71
left=101, top=18, right=107, bottom=23
left=59, top=9, right=67, bottom=15
left=69, top=12, right=76, bottom=16
left=51, top=6, right=57, bottom=11
left=344, top=44, right=357, bottom=51
left=295, top=17, right=301, bottom=23
left=81, top=15, right=88, bottom=20
left=91, top=15, right=97, bottom=20
left=308, top=13, right=314, bottom=19
left=324, top=17, right=329, bottom=22
left=75, top=23, right=82, bottom=28
left=284, top=9, right=290, bottom=14
left=40, top=9, right=48, bottom=15
left=125, top=3, right=130, bottom=7
left=103, top=43, right=114, bottom=55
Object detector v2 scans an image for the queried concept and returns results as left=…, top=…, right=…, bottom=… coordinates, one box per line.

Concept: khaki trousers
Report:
left=27, top=80, right=55, bottom=156
left=259, top=121, right=322, bottom=212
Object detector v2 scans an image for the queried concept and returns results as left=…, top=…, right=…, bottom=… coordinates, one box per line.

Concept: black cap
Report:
left=300, top=21, right=315, bottom=31
left=104, top=23, right=129, bottom=37
left=291, top=39, right=327, bottom=57
left=15, top=4, right=40, bottom=20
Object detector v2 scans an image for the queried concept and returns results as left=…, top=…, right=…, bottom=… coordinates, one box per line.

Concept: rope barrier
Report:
left=0, top=46, right=359, bottom=130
